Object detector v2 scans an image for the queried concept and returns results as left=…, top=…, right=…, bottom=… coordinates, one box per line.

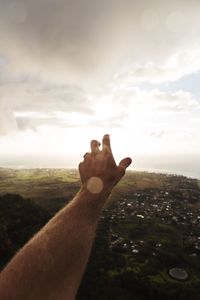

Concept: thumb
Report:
left=116, top=157, right=132, bottom=181
left=119, top=157, right=132, bottom=170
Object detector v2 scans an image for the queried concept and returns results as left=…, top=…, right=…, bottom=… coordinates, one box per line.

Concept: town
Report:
left=105, top=181, right=200, bottom=256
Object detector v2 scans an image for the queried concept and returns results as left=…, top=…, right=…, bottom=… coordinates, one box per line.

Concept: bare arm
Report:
left=0, top=134, right=132, bottom=300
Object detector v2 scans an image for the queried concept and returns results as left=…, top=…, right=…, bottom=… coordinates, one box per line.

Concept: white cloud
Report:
left=147, top=89, right=200, bottom=112
left=114, top=47, right=200, bottom=85
left=1, top=0, right=200, bottom=83
left=0, top=100, right=17, bottom=134
left=108, top=85, right=200, bottom=113
left=0, top=78, right=93, bottom=133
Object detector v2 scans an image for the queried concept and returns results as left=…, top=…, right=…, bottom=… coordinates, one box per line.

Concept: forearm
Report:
left=0, top=187, right=109, bottom=300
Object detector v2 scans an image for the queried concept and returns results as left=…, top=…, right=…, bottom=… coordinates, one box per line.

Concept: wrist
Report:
left=69, top=178, right=112, bottom=224
left=80, top=177, right=112, bottom=200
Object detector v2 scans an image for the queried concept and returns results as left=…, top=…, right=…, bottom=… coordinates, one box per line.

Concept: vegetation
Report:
left=0, top=168, right=200, bottom=299
left=0, top=193, right=50, bottom=270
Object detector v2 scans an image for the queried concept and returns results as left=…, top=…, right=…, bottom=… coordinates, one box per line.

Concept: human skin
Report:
left=0, top=134, right=132, bottom=300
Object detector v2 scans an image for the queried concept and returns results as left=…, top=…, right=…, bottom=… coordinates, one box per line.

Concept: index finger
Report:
left=102, top=134, right=112, bottom=152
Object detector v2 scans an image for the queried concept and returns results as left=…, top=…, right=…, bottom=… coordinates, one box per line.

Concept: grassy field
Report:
left=0, top=168, right=163, bottom=206
left=0, top=168, right=80, bottom=210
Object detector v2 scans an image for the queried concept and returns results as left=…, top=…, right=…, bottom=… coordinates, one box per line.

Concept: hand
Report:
left=79, top=134, right=132, bottom=195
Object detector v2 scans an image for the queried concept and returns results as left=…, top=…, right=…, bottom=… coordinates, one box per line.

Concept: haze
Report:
left=0, top=0, right=200, bottom=178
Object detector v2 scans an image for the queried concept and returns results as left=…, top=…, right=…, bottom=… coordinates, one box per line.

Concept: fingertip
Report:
left=126, top=157, right=132, bottom=167
left=103, top=134, right=110, bottom=139
left=102, top=134, right=111, bottom=151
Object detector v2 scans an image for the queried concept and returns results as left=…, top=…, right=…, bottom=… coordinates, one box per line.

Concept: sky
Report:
left=0, top=0, right=200, bottom=178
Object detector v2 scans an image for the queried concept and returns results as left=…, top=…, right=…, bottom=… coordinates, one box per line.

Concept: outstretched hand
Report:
left=79, top=134, right=132, bottom=195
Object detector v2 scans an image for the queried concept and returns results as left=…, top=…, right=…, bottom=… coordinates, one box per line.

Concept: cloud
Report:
left=0, top=78, right=93, bottom=133
left=148, top=89, right=200, bottom=112
left=150, top=130, right=166, bottom=139
left=0, top=0, right=127, bottom=81
left=0, top=100, right=17, bottom=134
left=0, top=0, right=200, bottom=142
left=111, top=86, right=200, bottom=113
left=1, top=0, right=200, bottom=83
left=114, top=48, right=200, bottom=84
left=88, top=112, right=128, bottom=128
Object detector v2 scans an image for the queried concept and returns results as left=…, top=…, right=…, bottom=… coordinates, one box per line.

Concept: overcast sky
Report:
left=0, top=0, right=200, bottom=178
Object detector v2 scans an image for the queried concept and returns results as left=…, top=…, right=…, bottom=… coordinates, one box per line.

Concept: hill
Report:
left=0, top=193, right=50, bottom=270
